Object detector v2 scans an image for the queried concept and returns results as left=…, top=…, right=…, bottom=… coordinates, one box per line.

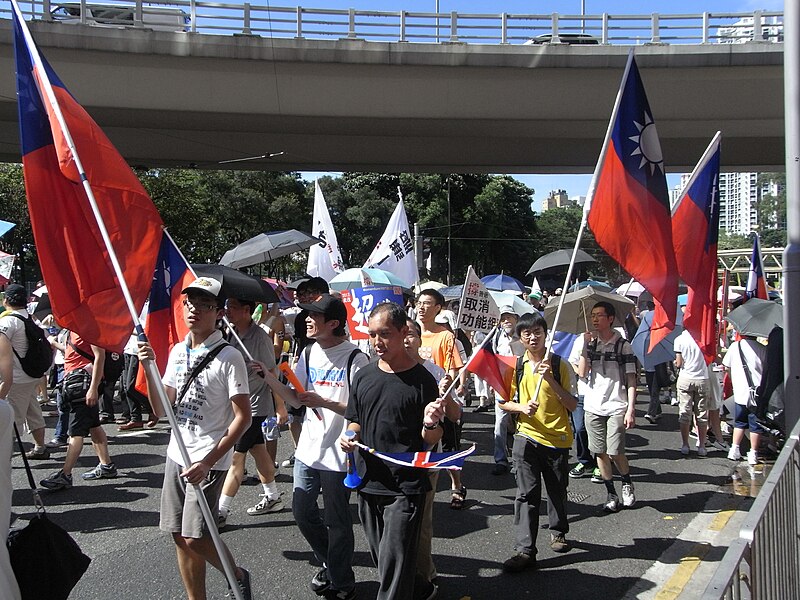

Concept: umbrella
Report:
left=219, top=230, right=322, bottom=269
left=439, top=285, right=463, bottom=301
left=726, top=298, right=783, bottom=338
left=544, top=287, right=634, bottom=334
left=631, top=309, right=684, bottom=370
left=415, top=280, right=446, bottom=293
left=489, top=291, right=535, bottom=316
left=263, top=278, right=294, bottom=308
left=614, top=280, right=646, bottom=298
left=481, top=274, right=526, bottom=293
left=31, top=292, right=52, bottom=321
left=527, top=249, right=596, bottom=276
left=191, top=264, right=279, bottom=304
left=329, top=268, right=411, bottom=292
left=568, top=280, right=613, bottom=293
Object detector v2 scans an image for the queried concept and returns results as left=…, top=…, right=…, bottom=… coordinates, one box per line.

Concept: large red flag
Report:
left=672, top=134, right=722, bottom=365
left=13, top=8, right=162, bottom=352
left=586, top=53, right=678, bottom=351
left=466, top=341, right=517, bottom=403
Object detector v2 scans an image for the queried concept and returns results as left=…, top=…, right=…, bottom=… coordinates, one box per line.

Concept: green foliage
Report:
left=0, top=163, right=40, bottom=284
left=718, top=231, right=752, bottom=250
left=756, top=172, right=786, bottom=248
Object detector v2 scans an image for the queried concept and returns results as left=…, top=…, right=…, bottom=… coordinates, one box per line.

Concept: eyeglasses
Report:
left=519, top=330, right=544, bottom=340
left=415, top=300, right=435, bottom=308
left=183, top=298, right=218, bottom=312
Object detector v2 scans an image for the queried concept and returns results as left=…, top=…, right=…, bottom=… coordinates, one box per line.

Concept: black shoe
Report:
left=227, top=567, right=252, bottom=600
left=310, top=567, right=330, bottom=595
left=491, top=463, right=509, bottom=476
left=502, top=552, right=536, bottom=573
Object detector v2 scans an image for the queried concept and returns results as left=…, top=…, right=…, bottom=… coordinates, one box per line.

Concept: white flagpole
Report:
left=670, top=132, right=722, bottom=217
left=12, top=6, right=243, bottom=594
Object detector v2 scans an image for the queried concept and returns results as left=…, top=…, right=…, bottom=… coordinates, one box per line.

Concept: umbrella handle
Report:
left=582, top=300, right=589, bottom=332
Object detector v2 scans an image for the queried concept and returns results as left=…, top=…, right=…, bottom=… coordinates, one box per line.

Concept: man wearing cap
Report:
left=261, top=293, right=368, bottom=600
left=492, top=306, right=525, bottom=476
left=139, top=276, right=253, bottom=600
left=0, top=284, right=49, bottom=459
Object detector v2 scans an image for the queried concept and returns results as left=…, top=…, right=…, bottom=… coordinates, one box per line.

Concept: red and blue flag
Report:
left=356, top=442, right=475, bottom=470
left=745, top=233, right=768, bottom=301
left=586, top=53, right=678, bottom=352
left=672, top=134, right=721, bottom=364
left=12, top=6, right=162, bottom=352
left=465, top=339, right=517, bottom=403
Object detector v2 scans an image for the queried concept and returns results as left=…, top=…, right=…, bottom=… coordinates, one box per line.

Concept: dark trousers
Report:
left=645, top=370, right=662, bottom=418
left=511, top=435, right=570, bottom=556
left=357, top=492, right=425, bottom=600
left=570, top=395, right=595, bottom=468
left=120, top=353, right=151, bottom=422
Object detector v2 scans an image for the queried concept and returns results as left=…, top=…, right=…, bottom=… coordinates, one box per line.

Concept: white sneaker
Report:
left=621, top=483, right=635, bottom=507
left=728, top=446, right=742, bottom=461
left=247, top=495, right=284, bottom=516
left=696, top=445, right=707, bottom=457
left=747, top=450, right=759, bottom=466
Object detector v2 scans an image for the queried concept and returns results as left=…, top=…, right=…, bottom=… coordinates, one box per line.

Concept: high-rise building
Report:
left=541, top=189, right=574, bottom=211
left=716, top=15, right=783, bottom=44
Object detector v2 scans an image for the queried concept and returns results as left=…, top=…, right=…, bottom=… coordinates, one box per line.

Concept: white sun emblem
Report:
left=628, top=111, right=664, bottom=175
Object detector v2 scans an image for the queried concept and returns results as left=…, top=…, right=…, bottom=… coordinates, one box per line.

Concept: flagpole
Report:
left=670, top=132, right=722, bottom=217
left=441, top=324, right=499, bottom=400
left=12, top=6, right=243, bottom=594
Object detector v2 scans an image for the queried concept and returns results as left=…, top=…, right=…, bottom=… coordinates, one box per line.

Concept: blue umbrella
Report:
left=0, top=220, right=14, bottom=238
left=439, top=285, right=463, bottom=301
left=631, top=309, right=684, bottom=370
left=480, top=274, right=526, bottom=293
left=568, top=279, right=613, bottom=293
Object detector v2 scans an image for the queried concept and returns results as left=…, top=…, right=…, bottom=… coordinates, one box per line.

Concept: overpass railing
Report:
left=702, top=418, right=800, bottom=599
left=4, top=1, right=784, bottom=45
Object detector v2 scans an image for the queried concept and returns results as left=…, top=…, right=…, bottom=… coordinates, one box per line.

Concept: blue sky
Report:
left=300, top=0, right=783, bottom=210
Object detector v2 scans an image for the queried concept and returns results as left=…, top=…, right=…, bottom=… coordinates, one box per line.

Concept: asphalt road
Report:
left=9, top=391, right=757, bottom=600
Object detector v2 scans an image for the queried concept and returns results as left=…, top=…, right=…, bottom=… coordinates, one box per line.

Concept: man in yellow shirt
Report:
left=499, top=312, right=577, bottom=573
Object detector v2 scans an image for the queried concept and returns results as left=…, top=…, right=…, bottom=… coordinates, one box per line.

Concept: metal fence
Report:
left=702, top=419, right=800, bottom=599
left=2, top=1, right=785, bottom=45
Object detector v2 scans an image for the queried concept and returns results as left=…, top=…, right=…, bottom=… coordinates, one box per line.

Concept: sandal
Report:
left=450, top=486, right=467, bottom=510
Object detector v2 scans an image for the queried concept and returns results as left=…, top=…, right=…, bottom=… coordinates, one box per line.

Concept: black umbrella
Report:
left=527, top=249, right=596, bottom=276
left=191, top=264, right=278, bottom=304
left=219, top=230, right=323, bottom=269
left=31, top=292, right=51, bottom=321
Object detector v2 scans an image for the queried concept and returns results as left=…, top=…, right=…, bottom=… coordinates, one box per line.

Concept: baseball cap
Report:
left=499, top=304, right=517, bottom=316
left=181, top=277, right=223, bottom=299
left=3, top=284, right=27, bottom=307
left=298, top=293, right=347, bottom=324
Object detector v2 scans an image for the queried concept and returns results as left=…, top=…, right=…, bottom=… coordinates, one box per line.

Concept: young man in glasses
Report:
left=139, top=276, right=253, bottom=600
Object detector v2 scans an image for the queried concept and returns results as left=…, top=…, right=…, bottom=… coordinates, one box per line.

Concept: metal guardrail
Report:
left=2, top=1, right=785, bottom=45
left=702, top=419, right=800, bottom=599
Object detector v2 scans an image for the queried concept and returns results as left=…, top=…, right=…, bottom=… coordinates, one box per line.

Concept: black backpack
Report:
left=7, top=313, right=54, bottom=378
left=514, top=353, right=564, bottom=401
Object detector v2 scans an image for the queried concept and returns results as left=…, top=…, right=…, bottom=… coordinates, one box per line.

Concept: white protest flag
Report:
left=0, top=251, right=14, bottom=281
left=456, top=265, right=501, bottom=333
left=307, top=180, right=344, bottom=281
left=362, top=189, right=419, bottom=287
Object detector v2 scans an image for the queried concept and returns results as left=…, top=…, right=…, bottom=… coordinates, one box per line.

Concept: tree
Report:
left=0, top=163, right=40, bottom=284
left=756, top=172, right=786, bottom=248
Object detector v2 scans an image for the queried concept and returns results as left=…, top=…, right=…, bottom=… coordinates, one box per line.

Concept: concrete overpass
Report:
left=0, top=19, right=785, bottom=173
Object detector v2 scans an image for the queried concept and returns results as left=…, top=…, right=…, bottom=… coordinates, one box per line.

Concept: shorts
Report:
left=441, top=417, right=462, bottom=452
left=68, top=400, right=101, bottom=437
left=6, top=380, right=45, bottom=434
left=734, top=403, right=765, bottom=434
left=586, top=411, right=626, bottom=456
left=677, top=378, right=709, bottom=425
left=287, top=404, right=306, bottom=420
left=160, top=458, right=226, bottom=539
left=234, top=415, right=267, bottom=453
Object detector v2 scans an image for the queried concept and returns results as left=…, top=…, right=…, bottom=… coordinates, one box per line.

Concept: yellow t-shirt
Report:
left=510, top=355, right=574, bottom=449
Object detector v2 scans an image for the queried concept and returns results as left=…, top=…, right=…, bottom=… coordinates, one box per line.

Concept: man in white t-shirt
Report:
left=262, top=294, right=368, bottom=600
left=140, top=276, right=253, bottom=600
left=722, top=334, right=768, bottom=465
left=674, top=330, right=710, bottom=457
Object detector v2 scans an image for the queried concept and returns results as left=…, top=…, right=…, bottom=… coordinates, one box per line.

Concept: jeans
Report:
left=645, top=370, right=662, bottom=418
left=511, top=435, right=570, bottom=556
left=570, top=395, right=595, bottom=468
left=292, top=459, right=355, bottom=593
left=120, top=353, right=151, bottom=422
left=494, top=405, right=513, bottom=465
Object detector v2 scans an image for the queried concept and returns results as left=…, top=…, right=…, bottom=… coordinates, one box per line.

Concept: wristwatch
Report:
left=423, top=421, right=440, bottom=431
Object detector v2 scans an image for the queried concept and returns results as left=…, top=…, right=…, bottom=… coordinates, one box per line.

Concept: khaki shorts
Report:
left=677, top=377, right=709, bottom=425
left=586, top=411, right=626, bottom=456
left=160, top=458, right=226, bottom=539
left=7, top=380, right=45, bottom=434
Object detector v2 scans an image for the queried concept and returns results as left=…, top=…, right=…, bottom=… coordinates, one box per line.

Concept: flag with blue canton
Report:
left=356, top=442, right=476, bottom=470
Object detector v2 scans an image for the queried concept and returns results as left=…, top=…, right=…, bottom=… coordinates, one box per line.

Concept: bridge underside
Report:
left=0, top=22, right=785, bottom=173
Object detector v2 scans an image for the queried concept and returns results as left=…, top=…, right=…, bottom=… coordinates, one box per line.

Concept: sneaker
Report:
left=502, top=552, right=536, bottom=573
left=246, top=495, right=283, bottom=516
left=603, top=493, right=620, bottom=513
left=590, top=468, right=603, bottom=484
left=40, top=469, right=73, bottom=490
left=711, top=439, right=730, bottom=452
left=728, top=446, right=742, bottom=461
left=747, top=450, right=760, bottom=465
left=26, top=446, right=50, bottom=460
left=227, top=567, right=252, bottom=600
left=118, top=421, right=144, bottom=431
left=680, top=444, right=690, bottom=456
left=281, top=455, right=295, bottom=468
left=45, top=438, right=68, bottom=449
left=550, top=533, right=570, bottom=553
left=568, top=463, right=586, bottom=479
left=696, top=445, right=708, bottom=458
left=310, top=567, right=330, bottom=595
left=322, top=589, right=356, bottom=600
left=644, top=414, right=659, bottom=424
left=621, top=483, right=635, bottom=507
left=81, top=463, right=118, bottom=480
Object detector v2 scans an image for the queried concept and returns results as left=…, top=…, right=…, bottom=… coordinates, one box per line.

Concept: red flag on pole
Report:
left=585, top=53, right=678, bottom=352
left=672, top=133, right=722, bottom=364
left=13, top=9, right=162, bottom=352
left=745, top=233, right=768, bottom=301
left=466, top=341, right=517, bottom=403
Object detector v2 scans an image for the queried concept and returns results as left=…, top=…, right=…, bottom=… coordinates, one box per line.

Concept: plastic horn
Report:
left=343, top=431, right=362, bottom=489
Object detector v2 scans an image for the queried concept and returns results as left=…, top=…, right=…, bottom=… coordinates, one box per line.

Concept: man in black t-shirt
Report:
left=341, top=302, right=444, bottom=600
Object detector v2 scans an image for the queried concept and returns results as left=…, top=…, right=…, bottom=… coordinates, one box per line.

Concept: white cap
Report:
left=181, top=277, right=222, bottom=299
left=499, top=305, right=517, bottom=316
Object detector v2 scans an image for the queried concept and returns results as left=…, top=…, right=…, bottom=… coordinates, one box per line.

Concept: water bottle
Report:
left=262, top=415, right=293, bottom=442
left=252, top=304, right=263, bottom=324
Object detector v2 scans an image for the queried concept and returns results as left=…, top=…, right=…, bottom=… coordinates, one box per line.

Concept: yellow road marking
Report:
left=654, top=542, right=711, bottom=600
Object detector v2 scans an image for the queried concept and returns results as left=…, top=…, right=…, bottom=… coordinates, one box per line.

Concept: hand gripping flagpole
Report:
left=11, top=6, right=243, bottom=597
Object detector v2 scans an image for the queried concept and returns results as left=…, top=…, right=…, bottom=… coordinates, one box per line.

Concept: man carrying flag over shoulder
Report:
left=586, top=52, right=678, bottom=351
